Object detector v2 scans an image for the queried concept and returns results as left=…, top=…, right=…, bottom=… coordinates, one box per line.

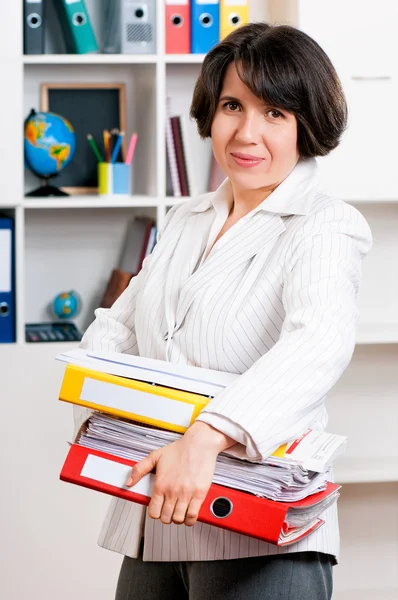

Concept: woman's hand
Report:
left=125, top=421, right=235, bottom=526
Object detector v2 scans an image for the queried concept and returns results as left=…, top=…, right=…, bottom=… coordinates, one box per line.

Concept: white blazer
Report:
left=76, top=158, right=372, bottom=562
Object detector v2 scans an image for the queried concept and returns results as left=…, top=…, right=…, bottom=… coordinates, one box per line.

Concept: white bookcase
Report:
left=0, top=2, right=396, bottom=600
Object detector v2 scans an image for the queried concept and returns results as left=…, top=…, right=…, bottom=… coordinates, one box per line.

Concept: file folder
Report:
left=191, top=0, right=220, bottom=54
left=23, top=0, right=45, bottom=54
left=166, top=0, right=191, bottom=54
left=220, top=0, right=248, bottom=40
left=60, top=441, right=341, bottom=546
left=121, top=0, right=157, bottom=54
left=53, top=0, right=99, bottom=54
left=59, top=364, right=211, bottom=433
left=0, top=216, right=15, bottom=343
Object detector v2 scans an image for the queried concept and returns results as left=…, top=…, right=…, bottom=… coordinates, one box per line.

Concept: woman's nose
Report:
left=234, top=114, right=261, bottom=144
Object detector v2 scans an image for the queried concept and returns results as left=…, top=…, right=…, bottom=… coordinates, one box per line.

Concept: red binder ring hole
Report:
left=211, top=497, right=233, bottom=519
left=172, top=15, right=183, bottom=27
left=0, top=302, right=10, bottom=317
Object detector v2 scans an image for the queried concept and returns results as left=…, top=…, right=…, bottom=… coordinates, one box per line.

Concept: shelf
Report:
left=165, top=54, right=206, bottom=64
left=22, top=54, right=206, bottom=65
left=356, top=323, right=398, bottom=344
left=23, top=54, right=157, bottom=65
left=22, top=195, right=159, bottom=209
left=334, top=457, right=398, bottom=484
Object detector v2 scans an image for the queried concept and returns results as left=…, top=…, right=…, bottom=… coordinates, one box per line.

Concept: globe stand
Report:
left=26, top=178, right=69, bottom=197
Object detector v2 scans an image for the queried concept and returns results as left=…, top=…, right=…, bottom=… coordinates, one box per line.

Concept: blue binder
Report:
left=191, top=0, right=220, bottom=54
left=0, top=217, right=16, bottom=343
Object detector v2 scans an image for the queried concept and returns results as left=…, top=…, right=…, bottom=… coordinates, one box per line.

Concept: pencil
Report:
left=87, top=134, right=104, bottom=163
left=125, top=132, right=138, bottom=166
left=103, top=129, right=111, bottom=163
left=111, top=131, right=125, bottom=164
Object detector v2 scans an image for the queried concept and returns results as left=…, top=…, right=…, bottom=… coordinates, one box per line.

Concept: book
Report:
left=99, top=217, right=153, bottom=308
left=170, top=116, right=190, bottom=196
left=166, top=98, right=181, bottom=196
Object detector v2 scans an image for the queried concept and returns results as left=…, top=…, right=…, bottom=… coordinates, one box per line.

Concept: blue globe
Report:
left=52, top=291, right=81, bottom=320
left=24, top=110, right=76, bottom=178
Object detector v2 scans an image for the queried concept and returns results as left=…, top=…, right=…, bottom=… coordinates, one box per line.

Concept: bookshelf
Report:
left=0, top=2, right=397, bottom=600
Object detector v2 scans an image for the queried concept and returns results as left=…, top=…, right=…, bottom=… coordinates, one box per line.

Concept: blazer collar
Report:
left=190, top=158, right=319, bottom=217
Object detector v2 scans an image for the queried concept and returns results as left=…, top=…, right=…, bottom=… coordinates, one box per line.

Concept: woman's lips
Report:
left=230, top=152, right=265, bottom=168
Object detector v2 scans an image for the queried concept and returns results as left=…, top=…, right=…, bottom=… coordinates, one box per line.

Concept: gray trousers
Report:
left=115, top=549, right=334, bottom=600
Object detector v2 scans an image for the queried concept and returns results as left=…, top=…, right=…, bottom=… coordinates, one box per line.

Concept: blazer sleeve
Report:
left=73, top=205, right=180, bottom=436
left=196, top=202, right=373, bottom=462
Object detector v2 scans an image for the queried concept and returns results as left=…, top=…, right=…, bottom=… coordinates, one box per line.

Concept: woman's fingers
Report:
left=172, top=498, right=190, bottom=525
left=184, top=497, right=204, bottom=527
left=148, top=491, right=166, bottom=520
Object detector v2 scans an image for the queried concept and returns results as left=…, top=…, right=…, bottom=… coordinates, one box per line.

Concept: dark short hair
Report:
left=189, top=22, right=347, bottom=158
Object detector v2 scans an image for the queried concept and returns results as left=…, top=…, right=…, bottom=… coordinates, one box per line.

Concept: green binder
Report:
left=54, top=0, right=99, bottom=55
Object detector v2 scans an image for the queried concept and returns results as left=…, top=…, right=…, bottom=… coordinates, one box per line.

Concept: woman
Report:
left=76, top=22, right=372, bottom=600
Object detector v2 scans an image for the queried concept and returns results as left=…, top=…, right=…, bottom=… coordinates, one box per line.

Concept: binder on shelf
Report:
left=166, top=0, right=191, bottom=54
left=53, top=0, right=99, bottom=54
left=191, top=0, right=220, bottom=54
left=23, top=0, right=45, bottom=55
left=59, top=364, right=211, bottom=433
left=60, top=441, right=341, bottom=546
left=220, top=0, right=249, bottom=40
left=0, top=216, right=16, bottom=343
left=121, top=0, right=157, bottom=54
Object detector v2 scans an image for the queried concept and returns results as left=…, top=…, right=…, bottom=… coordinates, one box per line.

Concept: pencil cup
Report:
left=98, top=163, right=132, bottom=195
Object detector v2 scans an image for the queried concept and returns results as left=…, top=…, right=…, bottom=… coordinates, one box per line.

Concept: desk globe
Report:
left=52, top=291, right=81, bottom=320
left=24, top=109, right=76, bottom=197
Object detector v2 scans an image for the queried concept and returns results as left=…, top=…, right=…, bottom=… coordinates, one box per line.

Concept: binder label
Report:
left=80, top=377, right=196, bottom=427
left=81, top=454, right=154, bottom=497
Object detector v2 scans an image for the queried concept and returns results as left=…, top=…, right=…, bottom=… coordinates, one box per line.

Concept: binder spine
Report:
left=59, top=364, right=209, bottom=433
left=61, top=444, right=288, bottom=545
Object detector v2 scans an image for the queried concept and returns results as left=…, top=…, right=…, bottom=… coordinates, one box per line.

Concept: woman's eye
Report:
left=223, top=101, right=240, bottom=111
left=267, top=109, right=284, bottom=119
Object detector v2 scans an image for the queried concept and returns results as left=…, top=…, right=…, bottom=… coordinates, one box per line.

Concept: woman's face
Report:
left=211, top=62, right=299, bottom=198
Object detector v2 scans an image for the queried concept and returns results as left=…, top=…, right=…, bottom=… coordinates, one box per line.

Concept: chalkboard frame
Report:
left=40, top=82, right=126, bottom=195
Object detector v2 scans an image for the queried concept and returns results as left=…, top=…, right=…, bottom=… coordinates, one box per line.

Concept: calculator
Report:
left=25, top=322, right=82, bottom=343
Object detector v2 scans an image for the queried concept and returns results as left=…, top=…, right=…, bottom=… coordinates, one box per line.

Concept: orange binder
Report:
left=61, top=440, right=341, bottom=547
left=166, top=0, right=191, bottom=54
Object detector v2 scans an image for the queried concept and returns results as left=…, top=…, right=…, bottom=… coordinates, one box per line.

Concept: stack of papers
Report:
left=77, top=413, right=341, bottom=524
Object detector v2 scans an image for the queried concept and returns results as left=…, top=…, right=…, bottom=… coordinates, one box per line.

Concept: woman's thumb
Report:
left=125, top=452, right=158, bottom=488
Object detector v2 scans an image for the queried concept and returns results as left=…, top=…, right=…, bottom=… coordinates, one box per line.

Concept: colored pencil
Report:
left=103, top=129, right=111, bottom=163
left=87, top=134, right=104, bottom=163
left=125, top=132, right=138, bottom=166
left=111, top=131, right=125, bottom=164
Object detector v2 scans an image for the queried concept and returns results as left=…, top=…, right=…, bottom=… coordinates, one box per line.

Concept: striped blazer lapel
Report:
left=163, top=210, right=215, bottom=341
left=174, top=212, right=286, bottom=333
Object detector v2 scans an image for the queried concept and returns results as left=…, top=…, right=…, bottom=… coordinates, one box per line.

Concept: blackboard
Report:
left=41, top=83, right=126, bottom=193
